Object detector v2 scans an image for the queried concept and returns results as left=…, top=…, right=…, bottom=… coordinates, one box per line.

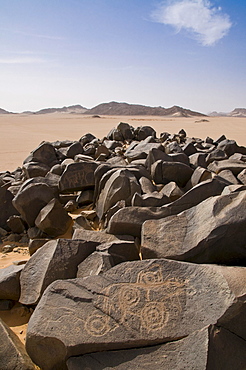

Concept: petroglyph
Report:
left=85, top=264, right=187, bottom=336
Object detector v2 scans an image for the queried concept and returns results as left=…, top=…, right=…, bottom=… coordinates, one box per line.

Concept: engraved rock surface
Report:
left=142, top=191, right=246, bottom=264
left=25, top=259, right=239, bottom=369
left=59, top=161, right=98, bottom=192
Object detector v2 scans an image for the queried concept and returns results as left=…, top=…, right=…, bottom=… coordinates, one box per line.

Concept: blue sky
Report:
left=0, top=0, right=245, bottom=113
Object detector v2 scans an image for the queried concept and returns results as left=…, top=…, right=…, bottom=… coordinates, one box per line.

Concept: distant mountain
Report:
left=228, top=108, right=246, bottom=117
left=0, top=107, right=12, bottom=114
left=208, top=108, right=246, bottom=117
left=33, top=105, right=87, bottom=114
left=84, top=101, right=206, bottom=117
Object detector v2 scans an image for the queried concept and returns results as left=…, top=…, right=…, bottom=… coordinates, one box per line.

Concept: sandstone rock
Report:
left=218, top=169, right=239, bottom=184
left=221, top=184, right=246, bottom=195
left=238, top=168, right=246, bottom=185
left=0, top=318, right=35, bottom=370
left=72, top=228, right=134, bottom=243
left=190, top=166, right=212, bottom=187
left=125, top=140, right=161, bottom=162
left=12, top=182, right=54, bottom=227
left=135, top=126, right=156, bottom=141
left=22, top=161, right=50, bottom=178
left=26, top=259, right=239, bottom=369
left=97, top=240, right=139, bottom=263
left=96, top=168, right=140, bottom=220
left=217, top=139, right=246, bottom=157
left=132, top=192, right=170, bottom=207
left=151, top=160, right=193, bottom=187
left=139, top=176, right=156, bottom=193
left=28, top=238, right=51, bottom=256
left=76, top=189, right=94, bottom=206
left=20, top=239, right=98, bottom=305
left=0, top=264, right=24, bottom=301
left=59, top=161, right=98, bottom=192
left=79, top=133, right=96, bottom=146
left=6, top=215, right=26, bottom=234
left=206, top=148, right=227, bottom=165
left=160, top=181, right=184, bottom=201
left=117, top=122, right=134, bottom=141
left=0, top=185, right=19, bottom=230
left=35, top=198, right=72, bottom=238
left=189, top=152, right=207, bottom=168
left=142, top=191, right=246, bottom=264
left=77, top=251, right=114, bottom=278
left=73, top=215, right=93, bottom=231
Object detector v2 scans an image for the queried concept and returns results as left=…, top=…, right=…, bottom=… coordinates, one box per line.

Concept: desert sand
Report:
left=0, top=113, right=246, bottom=172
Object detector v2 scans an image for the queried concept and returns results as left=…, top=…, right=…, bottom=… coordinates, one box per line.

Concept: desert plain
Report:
left=0, top=113, right=246, bottom=172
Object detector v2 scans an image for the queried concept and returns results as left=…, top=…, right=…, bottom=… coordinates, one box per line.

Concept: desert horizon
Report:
left=0, top=113, right=245, bottom=172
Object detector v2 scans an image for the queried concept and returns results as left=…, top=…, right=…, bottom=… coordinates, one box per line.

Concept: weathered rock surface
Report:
left=35, top=198, right=72, bottom=237
left=0, top=318, right=35, bottom=370
left=66, top=325, right=246, bottom=370
left=12, top=182, right=55, bottom=227
left=77, top=251, right=114, bottom=278
left=142, top=191, right=246, bottom=264
left=25, top=259, right=242, bottom=369
left=0, top=185, right=19, bottom=230
left=20, top=239, right=99, bottom=305
left=0, top=264, right=24, bottom=301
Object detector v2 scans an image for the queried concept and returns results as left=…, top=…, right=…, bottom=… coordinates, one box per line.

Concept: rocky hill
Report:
left=0, top=107, right=12, bottom=114
left=228, top=108, right=246, bottom=117
left=34, top=104, right=87, bottom=114
left=84, top=101, right=206, bottom=117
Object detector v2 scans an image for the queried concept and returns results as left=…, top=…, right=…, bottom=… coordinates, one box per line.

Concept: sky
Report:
left=0, top=0, right=246, bottom=114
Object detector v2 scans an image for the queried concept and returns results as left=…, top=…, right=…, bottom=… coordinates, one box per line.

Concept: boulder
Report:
left=28, top=238, right=51, bottom=256
left=96, top=169, right=140, bottom=220
left=218, top=169, right=239, bottom=184
left=77, top=251, right=115, bottom=278
left=0, top=185, right=19, bottom=230
left=125, top=140, right=162, bottom=162
left=208, top=159, right=246, bottom=175
left=0, top=264, right=24, bottom=301
left=151, top=160, right=193, bottom=187
left=19, top=239, right=99, bottom=305
left=132, top=192, right=170, bottom=207
left=6, top=215, right=26, bottom=234
left=72, top=228, right=134, bottom=243
left=35, top=198, right=72, bottom=238
left=0, top=318, right=35, bottom=370
left=135, top=126, right=156, bottom=141
left=73, top=215, right=93, bottom=231
left=12, top=182, right=54, bottom=227
left=22, top=161, right=50, bottom=178
left=76, top=189, right=94, bottom=206
left=142, top=191, right=246, bottom=264
left=28, top=141, right=58, bottom=167
left=26, top=259, right=241, bottom=369
left=96, top=240, right=139, bottom=263
left=117, top=122, right=134, bottom=141
left=59, top=161, right=98, bottom=192
left=160, top=181, right=184, bottom=201
left=238, top=168, right=246, bottom=185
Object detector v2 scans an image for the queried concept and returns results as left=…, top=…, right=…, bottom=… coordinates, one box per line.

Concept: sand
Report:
left=0, top=112, right=245, bottom=346
left=0, top=113, right=245, bottom=172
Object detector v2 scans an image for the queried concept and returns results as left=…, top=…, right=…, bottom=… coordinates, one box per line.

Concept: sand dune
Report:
left=0, top=113, right=245, bottom=172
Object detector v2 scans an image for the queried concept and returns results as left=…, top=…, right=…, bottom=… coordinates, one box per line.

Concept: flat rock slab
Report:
left=26, top=259, right=238, bottom=369
left=20, top=238, right=99, bottom=305
left=0, top=318, right=35, bottom=370
left=67, top=325, right=246, bottom=370
left=142, top=191, right=246, bottom=265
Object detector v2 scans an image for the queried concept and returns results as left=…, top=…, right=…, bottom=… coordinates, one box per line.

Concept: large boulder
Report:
left=96, top=168, right=141, bottom=220
left=35, top=198, right=72, bottom=237
left=142, top=191, right=246, bottom=265
left=12, top=182, right=54, bottom=227
left=0, top=185, right=19, bottom=230
left=151, top=160, right=193, bottom=187
left=0, top=318, right=35, bottom=370
left=25, top=259, right=244, bottom=370
left=19, top=239, right=99, bottom=305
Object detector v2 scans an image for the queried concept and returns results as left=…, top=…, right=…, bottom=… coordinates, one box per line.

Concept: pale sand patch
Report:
left=0, top=113, right=245, bottom=171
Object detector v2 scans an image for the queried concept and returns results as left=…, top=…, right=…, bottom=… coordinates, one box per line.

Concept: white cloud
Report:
left=152, top=0, right=232, bottom=46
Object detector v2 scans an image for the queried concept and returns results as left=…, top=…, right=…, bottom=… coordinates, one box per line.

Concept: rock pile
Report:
left=0, top=122, right=246, bottom=369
